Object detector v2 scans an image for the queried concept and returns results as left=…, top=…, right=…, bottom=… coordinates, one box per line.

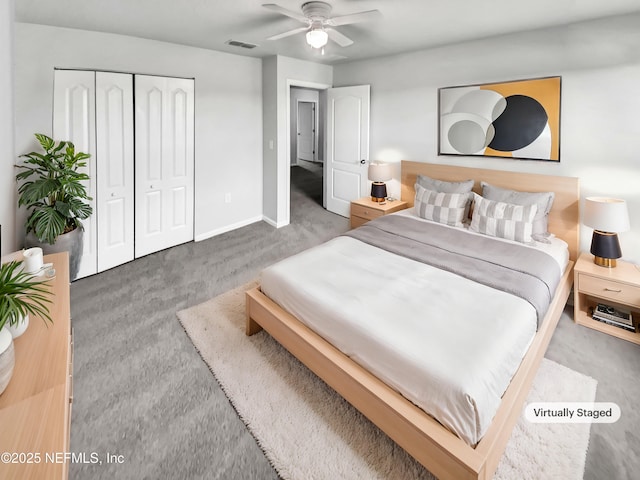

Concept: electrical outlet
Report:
left=224, top=193, right=231, bottom=203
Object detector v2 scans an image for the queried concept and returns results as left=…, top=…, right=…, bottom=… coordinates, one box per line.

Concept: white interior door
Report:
left=134, top=75, right=194, bottom=258
left=297, top=101, right=315, bottom=162
left=96, top=72, right=134, bottom=272
left=53, top=69, right=97, bottom=278
left=325, top=85, right=370, bottom=217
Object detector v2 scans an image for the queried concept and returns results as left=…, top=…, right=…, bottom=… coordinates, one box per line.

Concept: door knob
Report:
left=360, top=159, right=366, bottom=165
left=111, top=193, right=115, bottom=197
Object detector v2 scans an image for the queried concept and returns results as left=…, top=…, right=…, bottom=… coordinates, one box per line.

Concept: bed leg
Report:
left=246, top=316, right=263, bottom=336
left=245, top=297, right=263, bottom=336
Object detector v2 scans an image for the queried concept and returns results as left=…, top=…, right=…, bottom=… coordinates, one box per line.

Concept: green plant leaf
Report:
left=52, top=140, right=67, bottom=154
left=65, top=143, right=76, bottom=159
left=30, top=207, right=66, bottom=244
left=67, top=197, right=93, bottom=219
left=17, top=178, right=60, bottom=205
left=0, top=261, right=53, bottom=329
left=61, top=181, right=90, bottom=200
left=54, top=200, right=71, bottom=217
left=35, top=133, right=55, bottom=152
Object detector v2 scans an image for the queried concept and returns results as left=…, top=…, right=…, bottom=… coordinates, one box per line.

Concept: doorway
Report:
left=290, top=87, right=325, bottom=220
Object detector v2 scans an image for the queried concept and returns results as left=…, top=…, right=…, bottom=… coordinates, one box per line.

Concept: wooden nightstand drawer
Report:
left=351, top=203, right=385, bottom=221
left=578, top=274, right=640, bottom=307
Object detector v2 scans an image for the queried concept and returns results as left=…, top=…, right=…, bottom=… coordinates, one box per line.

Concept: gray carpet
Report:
left=70, top=161, right=639, bottom=480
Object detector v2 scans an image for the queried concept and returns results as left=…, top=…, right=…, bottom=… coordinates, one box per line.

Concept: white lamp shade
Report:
left=584, top=197, right=630, bottom=233
left=368, top=163, right=392, bottom=182
left=306, top=29, right=328, bottom=48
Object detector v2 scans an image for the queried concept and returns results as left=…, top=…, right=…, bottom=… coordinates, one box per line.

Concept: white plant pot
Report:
left=6, top=314, right=29, bottom=339
left=0, top=328, right=15, bottom=395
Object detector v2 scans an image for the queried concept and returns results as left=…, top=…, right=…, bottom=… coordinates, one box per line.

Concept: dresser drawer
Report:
left=578, top=274, right=640, bottom=307
left=351, top=203, right=384, bottom=221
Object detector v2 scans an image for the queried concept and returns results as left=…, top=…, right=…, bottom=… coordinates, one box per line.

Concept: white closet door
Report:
left=53, top=69, right=97, bottom=278
left=96, top=72, right=134, bottom=272
left=134, top=75, right=194, bottom=258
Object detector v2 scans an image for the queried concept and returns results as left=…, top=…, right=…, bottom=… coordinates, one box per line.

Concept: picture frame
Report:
left=438, top=76, right=561, bottom=162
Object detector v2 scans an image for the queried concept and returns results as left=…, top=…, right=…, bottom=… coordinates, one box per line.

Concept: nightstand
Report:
left=350, top=197, right=408, bottom=229
left=573, top=252, right=640, bottom=344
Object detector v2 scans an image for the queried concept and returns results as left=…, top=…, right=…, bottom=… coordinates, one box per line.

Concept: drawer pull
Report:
left=604, top=288, right=622, bottom=293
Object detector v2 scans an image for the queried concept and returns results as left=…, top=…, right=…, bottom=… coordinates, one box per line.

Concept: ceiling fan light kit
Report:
left=306, top=28, right=328, bottom=48
left=263, top=1, right=381, bottom=51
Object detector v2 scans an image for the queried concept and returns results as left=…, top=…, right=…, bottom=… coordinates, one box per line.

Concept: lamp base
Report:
left=593, top=256, right=617, bottom=268
left=590, top=230, right=622, bottom=268
left=370, top=182, right=387, bottom=203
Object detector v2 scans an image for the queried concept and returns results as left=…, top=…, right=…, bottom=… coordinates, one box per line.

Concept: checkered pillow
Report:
left=470, top=193, right=538, bottom=244
left=414, top=184, right=468, bottom=227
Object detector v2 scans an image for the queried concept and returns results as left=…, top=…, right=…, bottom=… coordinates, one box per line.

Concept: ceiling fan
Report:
left=263, top=2, right=381, bottom=50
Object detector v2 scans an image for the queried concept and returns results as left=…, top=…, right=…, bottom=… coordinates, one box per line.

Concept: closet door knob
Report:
left=111, top=193, right=115, bottom=197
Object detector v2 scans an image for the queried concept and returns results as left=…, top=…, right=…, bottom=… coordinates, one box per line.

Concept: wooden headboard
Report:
left=400, top=161, right=580, bottom=261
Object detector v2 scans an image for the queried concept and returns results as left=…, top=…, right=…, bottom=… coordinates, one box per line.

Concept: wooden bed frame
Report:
left=246, top=161, right=579, bottom=480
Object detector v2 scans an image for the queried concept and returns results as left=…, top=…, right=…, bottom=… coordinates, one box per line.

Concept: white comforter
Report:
left=260, top=216, right=566, bottom=445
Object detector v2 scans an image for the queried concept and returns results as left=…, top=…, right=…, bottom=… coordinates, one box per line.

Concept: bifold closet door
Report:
left=96, top=72, right=135, bottom=272
left=53, top=70, right=98, bottom=278
left=134, top=75, right=194, bottom=257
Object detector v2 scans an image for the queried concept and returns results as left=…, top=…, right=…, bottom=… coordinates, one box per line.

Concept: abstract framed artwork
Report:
left=438, top=76, right=561, bottom=162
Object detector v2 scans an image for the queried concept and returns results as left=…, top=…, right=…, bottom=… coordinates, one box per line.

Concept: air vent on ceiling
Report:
left=225, top=40, right=258, bottom=49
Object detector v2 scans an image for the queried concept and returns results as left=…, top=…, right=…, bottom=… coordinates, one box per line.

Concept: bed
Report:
left=246, top=161, right=579, bottom=480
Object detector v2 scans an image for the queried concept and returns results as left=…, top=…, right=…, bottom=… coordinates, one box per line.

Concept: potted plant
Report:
left=0, top=260, right=53, bottom=395
left=16, top=133, right=93, bottom=281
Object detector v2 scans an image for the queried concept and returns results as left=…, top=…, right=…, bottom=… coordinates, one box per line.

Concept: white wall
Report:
left=0, top=0, right=15, bottom=255
left=334, top=14, right=640, bottom=264
left=262, top=55, right=332, bottom=227
left=14, top=23, right=263, bottom=245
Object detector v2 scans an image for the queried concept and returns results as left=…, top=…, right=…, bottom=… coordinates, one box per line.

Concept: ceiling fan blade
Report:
left=326, top=28, right=354, bottom=47
left=267, top=26, right=309, bottom=41
left=262, top=4, right=308, bottom=23
left=328, top=10, right=381, bottom=26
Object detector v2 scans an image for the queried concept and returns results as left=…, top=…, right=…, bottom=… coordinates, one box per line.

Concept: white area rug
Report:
left=178, top=281, right=597, bottom=480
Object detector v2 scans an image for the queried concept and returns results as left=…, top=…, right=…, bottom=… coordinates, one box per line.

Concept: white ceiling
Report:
left=15, top=0, right=640, bottom=64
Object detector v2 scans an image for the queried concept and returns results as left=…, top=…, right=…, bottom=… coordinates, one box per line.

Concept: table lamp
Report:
left=583, top=197, right=630, bottom=268
left=368, top=162, right=392, bottom=203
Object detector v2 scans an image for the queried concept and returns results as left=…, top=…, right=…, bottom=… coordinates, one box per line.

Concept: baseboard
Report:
left=262, top=216, right=289, bottom=229
left=194, top=216, right=263, bottom=242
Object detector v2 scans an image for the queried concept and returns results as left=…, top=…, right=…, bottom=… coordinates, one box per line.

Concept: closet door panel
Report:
left=96, top=72, right=134, bottom=272
left=53, top=70, right=97, bottom=279
left=135, top=75, right=194, bottom=258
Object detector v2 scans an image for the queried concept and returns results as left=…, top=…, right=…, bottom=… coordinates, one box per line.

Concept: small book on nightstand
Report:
left=591, top=304, right=635, bottom=332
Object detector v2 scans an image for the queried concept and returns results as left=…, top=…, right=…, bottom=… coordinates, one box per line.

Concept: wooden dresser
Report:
left=0, top=252, right=73, bottom=480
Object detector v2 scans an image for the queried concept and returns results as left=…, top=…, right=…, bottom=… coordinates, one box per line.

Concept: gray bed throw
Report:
left=344, top=215, right=561, bottom=327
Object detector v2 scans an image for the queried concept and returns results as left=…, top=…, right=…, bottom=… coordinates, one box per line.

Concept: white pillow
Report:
left=470, top=193, right=538, bottom=244
left=414, top=184, right=468, bottom=227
